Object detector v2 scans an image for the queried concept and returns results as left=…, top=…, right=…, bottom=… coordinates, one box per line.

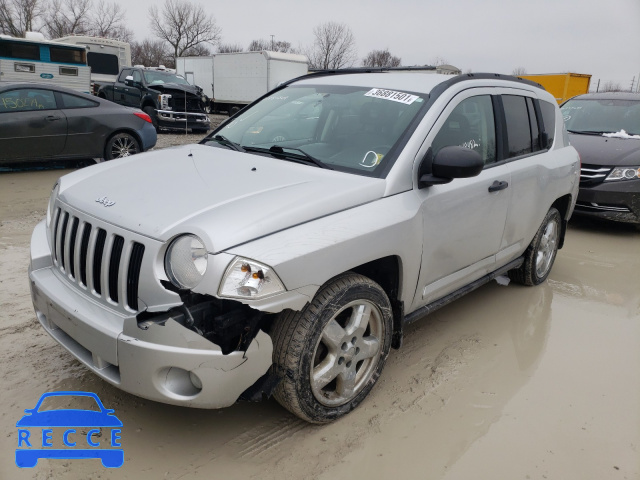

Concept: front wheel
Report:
left=509, top=207, right=561, bottom=286
left=271, top=273, right=392, bottom=423
left=143, top=106, right=159, bottom=131
left=105, top=132, right=140, bottom=160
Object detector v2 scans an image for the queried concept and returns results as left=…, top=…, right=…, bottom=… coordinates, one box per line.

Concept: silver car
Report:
left=29, top=71, right=580, bottom=423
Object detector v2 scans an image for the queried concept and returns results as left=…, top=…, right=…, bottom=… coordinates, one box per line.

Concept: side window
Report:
left=526, top=98, right=541, bottom=152
left=132, top=70, right=142, bottom=83
left=502, top=95, right=533, bottom=158
left=59, top=92, right=98, bottom=109
left=118, top=69, right=132, bottom=82
left=431, top=95, right=496, bottom=165
left=0, top=89, right=57, bottom=113
left=539, top=100, right=556, bottom=148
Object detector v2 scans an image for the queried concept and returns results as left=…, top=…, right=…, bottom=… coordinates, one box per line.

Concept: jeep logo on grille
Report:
left=96, top=196, right=115, bottom=207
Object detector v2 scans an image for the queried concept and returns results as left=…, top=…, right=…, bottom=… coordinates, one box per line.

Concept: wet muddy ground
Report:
left=0, top=162, right=638, bottom=479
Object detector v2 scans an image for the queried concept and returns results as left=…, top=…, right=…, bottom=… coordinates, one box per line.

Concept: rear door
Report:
left=413, top=89, right=511, bottom=308
left=0, top=87, right=67, bottom=162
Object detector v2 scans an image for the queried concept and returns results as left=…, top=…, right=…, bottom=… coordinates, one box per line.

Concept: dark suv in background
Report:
left=561, top=92, right=640, bottom=225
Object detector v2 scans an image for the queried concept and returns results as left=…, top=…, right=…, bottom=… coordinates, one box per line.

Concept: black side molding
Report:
left=404, top=256, right=525, bottom=325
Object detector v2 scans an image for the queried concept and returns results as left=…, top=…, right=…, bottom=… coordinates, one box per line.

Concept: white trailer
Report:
left=55, top=35, right=131, bottom=93
left=0, top=34, right=91, bottom=93
left=177, top=51, right=308, bottom=114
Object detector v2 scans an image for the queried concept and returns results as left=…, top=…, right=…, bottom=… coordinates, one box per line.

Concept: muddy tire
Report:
left=143, top=106, right=159, bottom=131
left=509, top=207, right=561, bottom=286
left=271, top=273, right=392, bottom=424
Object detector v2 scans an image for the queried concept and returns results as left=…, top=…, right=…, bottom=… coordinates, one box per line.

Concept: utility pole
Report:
left=630, top=76, right=636, bottom=92
left=596, top=79, right=600, bottom=93
left=270, top=35, right=274, bottom=51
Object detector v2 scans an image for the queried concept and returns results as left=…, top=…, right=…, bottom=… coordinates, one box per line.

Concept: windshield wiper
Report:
left=567, top=129, right=615, bottom=136
left=268, top=145, right=334, bottom=170
left=212, top=135, right=245, bottom=152
left=241, top=145, right=334, bottom=170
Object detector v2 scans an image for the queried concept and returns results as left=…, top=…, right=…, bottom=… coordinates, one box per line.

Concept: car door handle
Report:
left=488, top=180, right=509, bottom=192
left=45, top=115, right=62, bottom=121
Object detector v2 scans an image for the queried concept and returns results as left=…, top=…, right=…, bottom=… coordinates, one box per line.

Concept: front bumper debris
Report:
left=29, top=221, right=273, bottom=408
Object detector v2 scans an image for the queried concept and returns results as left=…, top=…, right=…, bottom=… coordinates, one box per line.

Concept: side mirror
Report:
left=124, top=75, right=134, bottom=87
left=419, top=145, right=484, bottom=188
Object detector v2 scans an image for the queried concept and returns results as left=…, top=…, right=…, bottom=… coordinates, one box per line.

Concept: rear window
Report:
left=539, top=101, right=556, bottom=148
left=50, top=46, right=86, bottom=64
left=87, top=52, right=119, bottom=75
left=0, top=41, right=40, bottom=60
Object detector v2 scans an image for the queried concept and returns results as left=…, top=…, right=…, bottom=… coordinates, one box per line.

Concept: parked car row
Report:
left=0, top=82, right=156, bottom=165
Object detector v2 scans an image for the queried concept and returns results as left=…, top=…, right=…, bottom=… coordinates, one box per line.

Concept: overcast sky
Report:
left=125, top=0, right=640, bottom=90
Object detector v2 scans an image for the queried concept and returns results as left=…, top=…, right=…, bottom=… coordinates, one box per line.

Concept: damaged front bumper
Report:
left=156, top=109, right=210, bottom=131
left=28, top=221, right=273, bottom=408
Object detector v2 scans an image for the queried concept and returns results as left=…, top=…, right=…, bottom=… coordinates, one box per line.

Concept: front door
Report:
left=0, top=88, right=67, bottom=162
left=413, top=91, right=510, bottom=309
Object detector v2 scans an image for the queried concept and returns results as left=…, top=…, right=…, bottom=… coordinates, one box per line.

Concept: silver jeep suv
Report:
left=29, top=71, right=579, bottom=423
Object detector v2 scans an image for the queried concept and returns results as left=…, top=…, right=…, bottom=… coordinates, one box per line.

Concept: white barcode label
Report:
left=364, top=88, right=419, bottom=105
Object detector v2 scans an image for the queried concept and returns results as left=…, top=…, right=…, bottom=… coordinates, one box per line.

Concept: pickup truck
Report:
left=97, top=66, right=210, bottom=132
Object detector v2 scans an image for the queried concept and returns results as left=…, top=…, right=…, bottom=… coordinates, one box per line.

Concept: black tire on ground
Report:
left=143, top=106, right=159, bottom=131
left=104, top=132, right=140, bottom=160
left=271, top=272, right=393, bottom=424
left=192, top=128, right=209, bottom=134
left=509, top=207, right=561, bottom=286
left=229, top=106, right=240, bottom=116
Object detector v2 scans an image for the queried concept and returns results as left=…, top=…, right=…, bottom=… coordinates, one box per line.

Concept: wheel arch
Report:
left=550, top=193, right=572, bottom=249
left=348, top=255, right=404, bottom=349
left=104, top=128, right=143, bottom=159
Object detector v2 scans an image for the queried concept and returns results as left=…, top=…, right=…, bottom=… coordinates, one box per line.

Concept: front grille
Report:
left=580, top=164, right=612, bottom=187
left=51, top=207, right=146, bottom=312
left=168, top=95, right=204, bottom=112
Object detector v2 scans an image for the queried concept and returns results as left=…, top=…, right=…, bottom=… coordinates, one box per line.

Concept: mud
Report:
left=0, top=168, right=638, bottom=480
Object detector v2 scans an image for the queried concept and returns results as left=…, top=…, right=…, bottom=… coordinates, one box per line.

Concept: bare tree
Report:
left=149, top=0, right=221, bottom=59
left=601, top=81, right=622, bottom=92
left=183, top=43, right=210, bottom=56
left=217, top=42, right=243, bottom=53
left=0, top=0, right=44, bottom=36
left=430, top=56, right=448, bottom=67
left=362, top=49, right=401, bottom=68
left=89, top=1, right=133, bottom=41
left=43, top=0, right=90, bottom=38
left=131, top=39, right=173, bottom=67
left=306, top=21, right=357, bottom=69
left=248, top=38, right=295, bottom=53
left=512, top=67, right=527, bottom=76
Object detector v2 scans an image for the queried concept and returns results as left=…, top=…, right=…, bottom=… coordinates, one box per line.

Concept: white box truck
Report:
left=176, top=51, right=308, bottom=115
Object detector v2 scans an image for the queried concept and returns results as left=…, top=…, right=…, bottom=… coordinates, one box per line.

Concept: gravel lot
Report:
left=0, top=150, right=638, bottom=479
left=150, top=114, right=227, bottom=150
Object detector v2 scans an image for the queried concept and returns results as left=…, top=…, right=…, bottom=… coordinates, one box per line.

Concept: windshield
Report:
left=143, top=70, right=190, bottom=86
left=561, top=98, right=640, bottom=136
left=204, top=84, right=427, bottom=177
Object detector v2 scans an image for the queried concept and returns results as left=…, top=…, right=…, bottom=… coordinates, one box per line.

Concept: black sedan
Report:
left=561, top=92, right=640, bottom=224
left=0, top=82, right=156, bottom=165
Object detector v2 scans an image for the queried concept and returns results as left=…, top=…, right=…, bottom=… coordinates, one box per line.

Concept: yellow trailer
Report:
left=518, top=73, right=591, bottom=104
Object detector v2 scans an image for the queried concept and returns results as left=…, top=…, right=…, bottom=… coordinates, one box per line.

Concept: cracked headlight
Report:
left=219, top=257, right=285, bottom=299
left=605, top=166, right=640, bottom=181
left=46, top=182, right=59, bottom=228
left=165, top=234, right=208, bottom=289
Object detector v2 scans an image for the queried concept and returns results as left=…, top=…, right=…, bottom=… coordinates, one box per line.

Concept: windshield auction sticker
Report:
left=365, top=88, right=419, bottom=105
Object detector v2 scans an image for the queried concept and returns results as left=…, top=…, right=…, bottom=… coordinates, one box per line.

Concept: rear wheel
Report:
left=271, top=273, right=392, bottom=423
left=509, top=207, right=561, bottom=285
left=105, top=132, right=140, bottom=160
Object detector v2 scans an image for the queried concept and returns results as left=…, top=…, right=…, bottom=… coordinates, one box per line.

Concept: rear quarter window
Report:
left=502, top=95, right=532, bottom=158
left=539, top=101, right=556, bottom=148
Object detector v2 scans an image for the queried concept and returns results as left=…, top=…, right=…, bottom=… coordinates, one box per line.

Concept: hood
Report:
left=57, top=145, right=386, bottom=253
left=568, top=133, right=640, bottom=166
left=150, top=83, right=204, bottom=97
